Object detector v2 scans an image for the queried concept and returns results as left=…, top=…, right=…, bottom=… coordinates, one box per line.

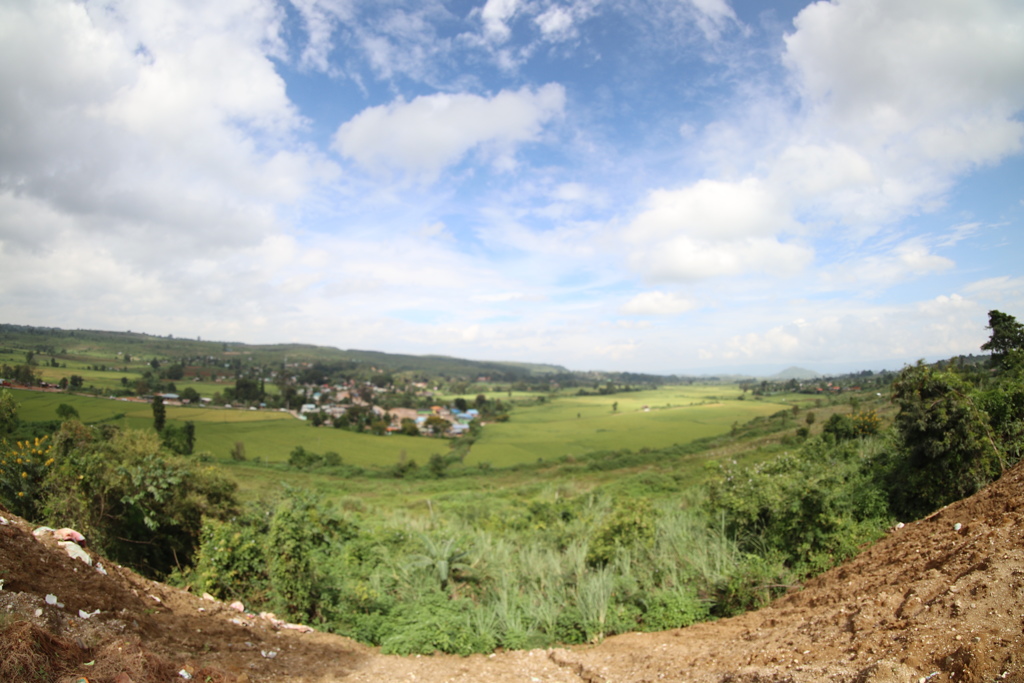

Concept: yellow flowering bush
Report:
left=0, top=434, right=54, bottom=519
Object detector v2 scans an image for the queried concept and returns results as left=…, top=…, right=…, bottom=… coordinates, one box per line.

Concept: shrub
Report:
left=187, top=512, right=270, bottom=604
left=267, top=488, right=357, bottom=622
left=586, top=499, right=655, bottom=567
left=822, top=414, right=858, bottom=442
left=889, top=363, right=1002, bottom=518
left=638, top=586, right=709, bottom=631
left=40, top=423, right=238, bottom=578
left=378, top=593, right=496, bottom=655
left=0, top=435, right=54, bottom=520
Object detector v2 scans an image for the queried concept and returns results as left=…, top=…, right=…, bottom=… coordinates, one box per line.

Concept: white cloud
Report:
left=686, top=0, right=740, bottom=40
left=628, top=179, right=795, bottom=241
left=820, top=238, right=954, bottom=291
left=781, top=0, right=1024, bottom=222
left=536, top=6, right=576, bottom=41
left=333, top=84, right=566, bottom=179
left=480, top=0, right=521, bottom=43
left=624, top=178, right=811, bottom=282
left=963, top=276, right=1024, bottom=310
left=632, top=235, right=813, bottom=282
left=621, top=291, right=696, bottom=316
left=936, top=222, right=982, bottom=248
left=552, top=182, right=591, bottom=202
left=289, top=0, right=355, bottom=72
left=770, top=143, right=875, bottom=202
left=707, top=293, right=988, bottom=367
left=0, top=0, right=326, bottom=255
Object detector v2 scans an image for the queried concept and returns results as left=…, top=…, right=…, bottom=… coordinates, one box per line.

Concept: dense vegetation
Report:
left=1, top=311, right=1022, bottom=654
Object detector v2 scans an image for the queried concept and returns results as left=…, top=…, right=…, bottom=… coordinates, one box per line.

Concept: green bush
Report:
left=708, top=436, right=891, bottom=574
left=186, top=511, right=270, bottom=604
left=378, top=593, right=496, bottom=655
left=267, top=488, right=357, bottom=622
left=0, top=434, right=54, bottom=520
left=586, top=499, right=655, bottom=567
left=889, top=363, right=1002, bottom=518
left=638, top=586, right=710, bottom=631
left=822, top=414, right=858, bottom=441
left=40, top=422, right=238, bottom=577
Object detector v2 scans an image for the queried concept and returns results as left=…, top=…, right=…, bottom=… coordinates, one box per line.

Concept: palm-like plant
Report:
left=407, top=533, right=472, bottom=593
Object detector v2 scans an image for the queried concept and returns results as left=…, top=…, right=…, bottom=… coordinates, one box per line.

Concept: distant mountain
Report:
left=768, top=366, right=820, bottom=380
left=0, top=323, right=568, bottom=380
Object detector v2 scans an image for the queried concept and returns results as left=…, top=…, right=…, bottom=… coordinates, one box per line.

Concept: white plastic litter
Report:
left=178, top=669, right=193, bottom=680
left=0, top=516, right=9, bottom=525
left=95, top=563, right=107, bottom=576
left=58, top=541, right=93, bottom=565
left=33, top=526, right=56, bottom=537
left=78, top=609, right=100, bottom=619
left=45, top=594, right=64, bottom=608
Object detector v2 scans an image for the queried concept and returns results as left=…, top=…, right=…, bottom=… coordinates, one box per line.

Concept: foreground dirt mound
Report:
left=3, top=462, right=1023, bottom=683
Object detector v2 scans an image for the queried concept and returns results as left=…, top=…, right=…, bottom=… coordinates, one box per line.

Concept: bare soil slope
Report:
left=3, top=462, right=1023, bottom=683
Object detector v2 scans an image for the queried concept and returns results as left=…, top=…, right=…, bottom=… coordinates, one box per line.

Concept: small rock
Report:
left=202, top=592, right=217, bottom=602
left=113, top=673, right=136, bottom=683
left=859, top=659, right=919, bottom=682
left=45, top=594, right=59, bottom=605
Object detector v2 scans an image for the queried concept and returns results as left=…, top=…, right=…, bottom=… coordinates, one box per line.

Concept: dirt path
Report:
left=3, top=462, right=1024, bottom=683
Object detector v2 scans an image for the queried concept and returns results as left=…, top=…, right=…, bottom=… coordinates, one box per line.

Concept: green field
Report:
left=8, top=389, right=450, bottom=468
left=465, top=386, right=786, bottom=465
left=8, top=384, right=799, bottom=472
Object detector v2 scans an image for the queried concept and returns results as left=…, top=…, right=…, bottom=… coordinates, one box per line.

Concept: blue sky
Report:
left=1, top=0, right=1022, bottom=375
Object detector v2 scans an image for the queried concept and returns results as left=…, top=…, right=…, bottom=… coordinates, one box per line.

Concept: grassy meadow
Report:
left=3, top=381, right=848, bottom=512
left=466, top=386, right=784, bottom=466
left=9, top=384, right=800, bottom=471
left=9, top=389, right=443, bottom=468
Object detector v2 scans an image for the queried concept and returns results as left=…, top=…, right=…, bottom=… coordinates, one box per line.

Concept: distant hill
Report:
left=768, top=366, right=820, bottom=380
left=0, top=323, right=567, bottom=380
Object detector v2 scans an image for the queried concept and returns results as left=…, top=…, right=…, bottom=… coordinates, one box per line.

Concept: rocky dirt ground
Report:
left=3, top=462, right=1023, bottom=683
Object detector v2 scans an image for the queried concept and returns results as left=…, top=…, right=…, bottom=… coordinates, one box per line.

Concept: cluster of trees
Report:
left=1, top=363, right=38, bottom=386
